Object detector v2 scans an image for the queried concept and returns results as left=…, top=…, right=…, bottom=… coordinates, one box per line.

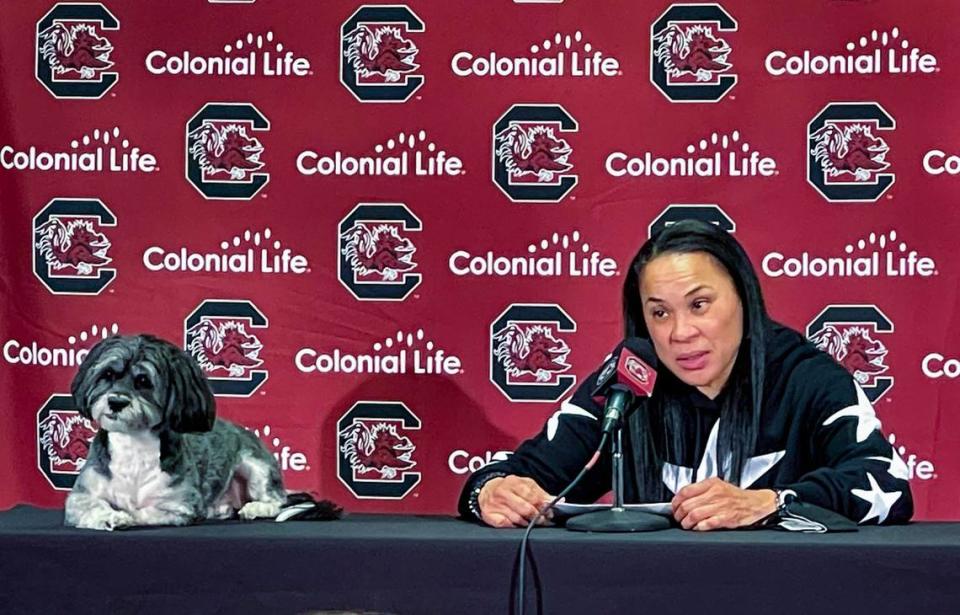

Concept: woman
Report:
left=458, top=220, right=913, bottom=530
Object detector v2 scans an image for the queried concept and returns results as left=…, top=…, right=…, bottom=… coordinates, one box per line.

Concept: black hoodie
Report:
left=458, top=323, right=913, bottom=526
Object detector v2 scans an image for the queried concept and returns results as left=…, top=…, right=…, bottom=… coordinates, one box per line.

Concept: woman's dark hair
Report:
left=621, top=219, right=770, bottom=499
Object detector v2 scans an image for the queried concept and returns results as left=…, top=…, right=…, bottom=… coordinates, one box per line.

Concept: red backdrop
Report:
left=1, top=0, right=958, bottom=519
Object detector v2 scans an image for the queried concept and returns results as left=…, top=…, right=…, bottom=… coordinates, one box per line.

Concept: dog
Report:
left=64, top=334, right=339, bottom=531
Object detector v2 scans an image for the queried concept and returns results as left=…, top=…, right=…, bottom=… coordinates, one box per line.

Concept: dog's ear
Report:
left=71, top=336, right=121, bottom=419
left=163, top=340, right=216, bottom=433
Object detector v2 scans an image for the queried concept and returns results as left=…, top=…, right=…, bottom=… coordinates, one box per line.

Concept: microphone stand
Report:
left=565, top=425, right=670, bottom=533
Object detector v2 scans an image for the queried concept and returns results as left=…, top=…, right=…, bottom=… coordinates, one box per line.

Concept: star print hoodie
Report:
left=458, top=323, right=913, bottom=526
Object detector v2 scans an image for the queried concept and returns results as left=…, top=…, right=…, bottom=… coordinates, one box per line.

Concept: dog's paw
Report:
left=238, top=501, right=282, bottom=520
left=77, top=509, right=136, bottom=531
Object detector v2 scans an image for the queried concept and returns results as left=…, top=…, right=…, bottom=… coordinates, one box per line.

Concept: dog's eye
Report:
left=134, top=375, right=152, bottom=390
left=102, top=369, right=116, bottom=382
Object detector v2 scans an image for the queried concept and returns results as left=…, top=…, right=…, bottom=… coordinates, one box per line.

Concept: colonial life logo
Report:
left=339, top=204, right=421, bottom=301
left=2, top=126, right=158, bottom=174
left=492, top=104, right=578, bottom=203
left=606, top=130, right=777, bottom=179
left=5, top=323, right=119, bottom=369
left=922, top=352, right=960, bottom=380
left=490, top=304, right=577, bottom=403
left=763, top=230, right=937, bottom=279
left=448, top=449, right=512, bottom=475
left=452, top=30, right=621, bottom=78
left=297, top=129, right=464, bottom=178
left=807, top=102, right=895, bottom=203
left=184, top=300, right=268, bottom=397
left=806, top=305, right=894, bottom=403
left=340, top=5, right=424, bottom=103
left=36, top=3, right=119, bottom=99
left=296, top=328, right=462, bottom=376
left=185, top=103, right=269, bottom=200
left=146, top=30, right=311, bottom=77
left=251, top=425, right=309, bottom=472
left=885, top=434, right=936, bottom=481
left=923, top=149, right=960, bottom=176
left=144, top=227, right=308, bottom=275
left=449, top=230, right=617, bottom=278
left=650, top=4, right=738, bottom=103
left=766, top=27, right=938, bottom=77
left=647, top=204, right=736, bottom=238
left=33, top=198, right=116, bottom=295
left=37, top=394, right=96, bottom=490
left=337, top=402, right=421, bottom=499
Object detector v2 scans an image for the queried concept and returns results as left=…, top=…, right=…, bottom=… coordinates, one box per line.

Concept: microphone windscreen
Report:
left=590, top=337, right=658, bottom=398
left=616, top=338, right=658, bottom=398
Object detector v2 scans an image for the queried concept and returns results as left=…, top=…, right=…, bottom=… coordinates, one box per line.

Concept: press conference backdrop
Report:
left=1, top=0, right=958, bottom=519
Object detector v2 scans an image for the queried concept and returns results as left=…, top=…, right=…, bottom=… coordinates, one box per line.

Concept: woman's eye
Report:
left=692, top=299, right=708, bottom=312
left=651, top=309, right=667, bottom=320
left=134, top=375, right=152, bottom=389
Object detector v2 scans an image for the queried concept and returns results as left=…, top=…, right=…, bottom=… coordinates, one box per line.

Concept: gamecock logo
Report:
left=337, top=402, right=421, bottom=499
left=340, top=5, right=424, bottom=102
left=185, top=103, right=270, bottom=200
left=493, top=324, right=571, bottom=383
left=33, top=198, right=116, bottom=295
left=338, top=203, right=422, bottom=301
left=490, top=304, right=577, bottom=402
left=492, top=104, right=578, bottom=203
left=37, top=396, right=96, bottom=490
left=807, top=305, right=894, bottom=402
left=36, top=3, right=119, bottom=99
left=648, top=204, right=736, bottom=238
left=807, top=103, right=895, bottom=202
left=184, top=300, right=268, bottom=396
left=650, top=4, right=737, bottom=103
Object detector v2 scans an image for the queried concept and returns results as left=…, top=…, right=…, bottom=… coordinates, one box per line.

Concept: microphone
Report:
left=591, top=338, right=658, bottom=435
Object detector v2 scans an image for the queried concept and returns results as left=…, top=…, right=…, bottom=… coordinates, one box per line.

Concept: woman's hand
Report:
left=671, top=477, right=776, bottom=531
left=478, top=475, right=554, bottom=528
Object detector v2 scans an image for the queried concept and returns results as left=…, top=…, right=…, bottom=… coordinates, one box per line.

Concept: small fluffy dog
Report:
left=64, top=334, right=338, bottom=531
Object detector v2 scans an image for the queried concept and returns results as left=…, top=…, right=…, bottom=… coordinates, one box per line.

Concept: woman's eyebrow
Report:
left=684, top=284, right=713, bottom=297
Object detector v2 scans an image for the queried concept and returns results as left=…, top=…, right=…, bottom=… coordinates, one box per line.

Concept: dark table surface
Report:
left=2, top=505, right=959, bottom=614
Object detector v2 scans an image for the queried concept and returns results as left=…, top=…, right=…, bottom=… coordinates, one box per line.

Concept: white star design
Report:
left=867, top=447, right=910, bottom=481
left=661, top=419, right=785, bottom=493
left=546, top=399, right=595, bottom=441
left=851, top=472, right=902, bottom=524
left=822, top=382, right=882, bottom=443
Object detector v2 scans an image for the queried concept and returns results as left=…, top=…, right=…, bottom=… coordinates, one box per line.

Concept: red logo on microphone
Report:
left=618, top=352, right=656, bottom=397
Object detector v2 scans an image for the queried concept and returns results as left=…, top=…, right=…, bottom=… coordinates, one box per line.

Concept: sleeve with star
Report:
left=779, top=362, right=913, bottom=525
left=457, top=373, right=612, bottom=520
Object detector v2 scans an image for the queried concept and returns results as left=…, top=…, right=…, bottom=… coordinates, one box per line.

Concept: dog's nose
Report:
left=108, top=398, right=129, bottom=413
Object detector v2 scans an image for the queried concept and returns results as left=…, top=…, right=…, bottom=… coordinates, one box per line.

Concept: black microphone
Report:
left=591, top=338, right=659, bottom=434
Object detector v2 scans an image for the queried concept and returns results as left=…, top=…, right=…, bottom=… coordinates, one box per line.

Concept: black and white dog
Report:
left=64, top=334, right=338, bottom=530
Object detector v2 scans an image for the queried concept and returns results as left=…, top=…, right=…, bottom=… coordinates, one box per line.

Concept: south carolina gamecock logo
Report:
left=337, top=402, right=421, bottom=499
left=647, top=204, right=736, bottom=238
left=807, top=305, right=894, bottom=402
left=338, top=203, right=422, bottom=301
left=340, top=5, right=424, bottom=102
left=184, top=300, right=268, bottom=396
left=492, top=105, right=578, bottom=203
left=37, top=396, right=96, bottom=490
left=36, top=3, right=118, bottom=99
left=33, top=198, right=116, bottom=295
left=650, top=4, right=737, bottom=103
left=493, top=324, right=571, bottom=383
left=490, top=304, right=577, bottom=402
left=185, top=103, right=270, bottom=200
left=807, top=103, right=895, bottom=203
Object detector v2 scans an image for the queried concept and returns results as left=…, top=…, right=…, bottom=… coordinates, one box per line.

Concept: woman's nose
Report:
left=670, top=314, right=699, bottom=342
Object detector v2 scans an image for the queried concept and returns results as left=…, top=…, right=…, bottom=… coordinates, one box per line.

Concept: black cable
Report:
left=515, top=431, right=609, bottom=615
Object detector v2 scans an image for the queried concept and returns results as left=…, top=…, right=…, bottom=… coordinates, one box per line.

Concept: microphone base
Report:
left=565, top=507, right=671, bottom=533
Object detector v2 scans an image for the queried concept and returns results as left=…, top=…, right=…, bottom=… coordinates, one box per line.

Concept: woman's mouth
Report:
left=675, top=351, right=709, bottom=371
